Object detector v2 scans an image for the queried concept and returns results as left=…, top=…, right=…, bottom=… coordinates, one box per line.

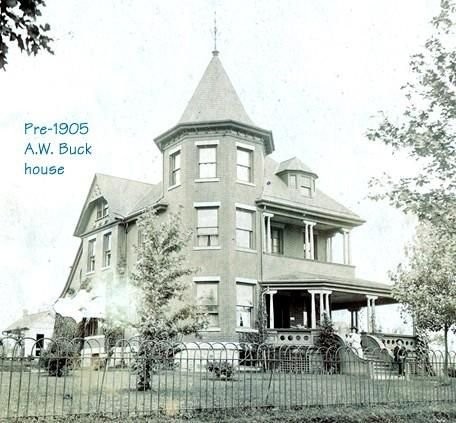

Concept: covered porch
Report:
left=261, top=277, right=397, bottom=347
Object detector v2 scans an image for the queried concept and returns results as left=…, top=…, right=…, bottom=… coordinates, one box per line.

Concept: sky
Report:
left=0, top=1, right=441, bottom=335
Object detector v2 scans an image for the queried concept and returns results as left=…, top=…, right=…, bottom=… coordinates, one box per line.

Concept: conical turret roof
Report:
left=179, top=52, right=254, bottom=126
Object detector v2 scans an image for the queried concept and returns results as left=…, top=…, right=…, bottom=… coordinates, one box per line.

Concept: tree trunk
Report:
left=444, top=323, right=449, bottom=378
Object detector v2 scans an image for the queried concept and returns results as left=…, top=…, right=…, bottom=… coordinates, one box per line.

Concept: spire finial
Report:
left=212, top=11, right=219, bottom=56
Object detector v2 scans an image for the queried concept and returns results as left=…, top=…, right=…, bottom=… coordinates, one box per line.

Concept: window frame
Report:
left=299, top=174, right=313, bottom=197
left=102, top=232, right=112, bottom=268
left=236, top=281, right=255, bottom=329
left=236, top=145, right=253, bottom=184
left=87, top=237, right=96, bottom=273
left=169, top=148, right=181, bottom=188
left=194, top=278, right=220, bottom=330
left=96, top=198, right=108, bottom=220
left=198, top=144, right=217, bottom=179
left=193, top=201, right=221, bottom=250
left=235, top=207, right=255, bottom=250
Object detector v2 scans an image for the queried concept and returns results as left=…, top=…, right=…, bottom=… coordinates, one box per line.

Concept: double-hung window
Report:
left=299, top=175, right=312, bottom=197
left=196, top=207, right=219, bottom=247
left=87, top=238, right=96, bottom=272
left=236, top=147, right=253, bottom=183
left=96, top=199, right=108, bottom=219
left=195, top=282, right=219, bottom=328
left=236, top=283, right=254, bottom=328
left=103, top=232, right=112, bottom=267
left=236, top=208, right=254, bottom=249
left=198, top=145, right=217, bottom=178
left=169, top=149, right=181, bottom=187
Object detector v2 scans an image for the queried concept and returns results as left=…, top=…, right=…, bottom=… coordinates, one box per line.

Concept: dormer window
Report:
left=96, top=199, right=108, bottom=219
left=276, top=157, right=318, bottom=198
left=299, top=175, right=313, bottom=197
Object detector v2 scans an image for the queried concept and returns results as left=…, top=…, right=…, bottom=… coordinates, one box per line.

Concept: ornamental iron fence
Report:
left=0, top=336, right=455, bottom=419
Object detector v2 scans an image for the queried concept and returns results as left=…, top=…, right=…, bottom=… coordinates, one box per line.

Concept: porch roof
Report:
left=262, top=271, right=394, bottom=299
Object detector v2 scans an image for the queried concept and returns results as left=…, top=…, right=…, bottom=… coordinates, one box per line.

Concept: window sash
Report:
left=196, top=283, right=218, bottom=306
left=236, top=229, right=252, bottom=249
left=198, top=146, right=217, bottom=178
left=236, top=306, right=252, bottom=328
left=103, top=233, right=112, bottom=267
left=196, top=283, right=219, bottom=327
left=236, top=148, right=252, bottom=182
left=236, top=209, right=253, bottom=230
left=87, top=239, right=96, bottom=272
left=197, top=208, right=219, bottom=246
left=236, top=284, right=253, bottom=307
left=170, top=151, right=181, bottom=186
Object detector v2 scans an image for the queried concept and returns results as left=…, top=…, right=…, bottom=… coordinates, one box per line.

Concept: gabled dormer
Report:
left=276, top=157, right=318, bottom=198
left=73, top=173, right=160, bottom=237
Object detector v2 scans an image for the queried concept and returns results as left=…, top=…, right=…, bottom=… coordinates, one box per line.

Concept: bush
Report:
left=206, top=360, right=235, bottom=380
left=448, top=366, right=456, bottom=377
left=39, top=338, right=78, bottom=377
left=39, top=314, right=81, bottom=376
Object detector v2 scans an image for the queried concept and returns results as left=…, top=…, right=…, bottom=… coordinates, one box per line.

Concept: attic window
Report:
left=287, top=173, right=315, bottom=197
left=96, top=199, right=109, bottom=219
left=299, top=175, right=313, bottom=197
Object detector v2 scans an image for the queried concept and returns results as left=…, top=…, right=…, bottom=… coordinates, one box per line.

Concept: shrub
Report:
left=206, top=360, right=235, bottom=380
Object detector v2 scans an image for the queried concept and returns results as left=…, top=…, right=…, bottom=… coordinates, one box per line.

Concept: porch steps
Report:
left=362, top=349, right=398, bottom=379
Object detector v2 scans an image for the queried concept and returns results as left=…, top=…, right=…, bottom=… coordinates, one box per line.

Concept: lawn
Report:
left=0, top=364, right=455, bottom=419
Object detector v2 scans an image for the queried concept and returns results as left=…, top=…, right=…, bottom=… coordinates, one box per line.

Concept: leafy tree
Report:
left=366, top=0, right=456, bottom=233
left=391, top=223, right=456, bottom=375
left=0, top=0, right=53, bottom=70
left=131, top=208, right=206, bottom=390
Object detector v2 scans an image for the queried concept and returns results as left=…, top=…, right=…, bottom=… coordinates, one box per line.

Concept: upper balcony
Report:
left=260, top=210, right=356, bottom=281
left=263, top=253, right=355, bottom=281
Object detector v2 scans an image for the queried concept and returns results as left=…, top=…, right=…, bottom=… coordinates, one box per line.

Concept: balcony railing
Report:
left=263, top=253, right=355, bottom=281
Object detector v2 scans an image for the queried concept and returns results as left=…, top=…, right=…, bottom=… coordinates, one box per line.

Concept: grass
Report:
left=0, top=363, right=455, bottom=420
left=3, top=403, right=456, bottom=422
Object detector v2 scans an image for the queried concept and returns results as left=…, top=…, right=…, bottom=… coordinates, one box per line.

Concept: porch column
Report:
left=348, top=307, right=360, bottom=330
left=263, top=212, right=274, bottom=253
left=326, top=235, right=333, bottom=263
left=341, top=229, right=351, bottom=265
left=268, top=290, right=277, bottom=329
left=303, top=220, right=316, bottom=259
left=366, top=295, right=378, bottom=333
left=310, top=223, right=315, bottom=260
left=309, top=290, right=317, bottom=329
left=325, top=292, right=330, bottom=317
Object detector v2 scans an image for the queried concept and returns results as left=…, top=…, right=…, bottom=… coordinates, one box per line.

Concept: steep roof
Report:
left=260, top=157, right=363, bottom=224
left=94, top=173, right=161, bottom=218
left=276, top=157, right=317, bottom=176
left=179, top=52, right=254, bottom=126
left=74, top=174, right=162, bottom=236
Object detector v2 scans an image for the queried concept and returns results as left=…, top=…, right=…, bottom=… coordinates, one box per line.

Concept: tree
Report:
left=0, top=0, right=53, bottom=70
left=316, top=313, right=340, bottom=373
left=366, top=0, right=456, bottom=233
left=131, top=208, right=206, bottom=390
left=391, top=223, right=456, bottom=376
left=39, top=314, right=80, bottom=376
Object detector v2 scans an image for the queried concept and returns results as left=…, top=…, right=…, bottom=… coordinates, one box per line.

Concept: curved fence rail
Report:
left=0, top=336, right=455, bottom=418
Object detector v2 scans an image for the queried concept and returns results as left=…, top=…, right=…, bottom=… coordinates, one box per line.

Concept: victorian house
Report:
left=57, top=49, right=414, bottom=352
